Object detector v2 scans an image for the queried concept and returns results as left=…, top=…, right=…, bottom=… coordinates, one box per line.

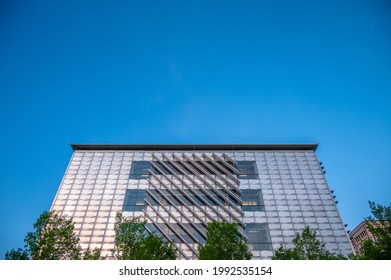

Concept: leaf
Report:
left=198, top=221, right=252, bottom=260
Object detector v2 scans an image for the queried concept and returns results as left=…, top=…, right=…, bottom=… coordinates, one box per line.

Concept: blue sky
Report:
left=0, top=0, right=390, bottom=258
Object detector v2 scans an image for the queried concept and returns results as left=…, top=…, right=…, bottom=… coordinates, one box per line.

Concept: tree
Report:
left=112, top=213, right=177, bottom=260
left=82, top=247, right=104, bottom=260
left=5, top=210, right=103, bottom=260
left=359, top=201, right=391, bottom=260
left=198, top=220, right=252, bottom=260
left=5, top=248, right=29, bottom=260
left=272, top=226, right=347, bottom=260
left=23, top=211, right=81, bottom=260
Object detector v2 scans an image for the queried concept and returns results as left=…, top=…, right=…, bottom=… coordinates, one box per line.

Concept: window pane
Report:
left=242, top=189, right=265, bottom=211
left=129, top=160, right=257, bottom=179
left=245, top=223, right=272, bottom=251
left=164, top=161, right=180, bottom=174
left=237, top=161, right=258, bottom=179
left=153, top=161, right=171, bottom=175
left=129, top=161, right=151, bottom=179
left=146, top=223, right=205, bottom=244
left=123, top=189, right=146, bottom=211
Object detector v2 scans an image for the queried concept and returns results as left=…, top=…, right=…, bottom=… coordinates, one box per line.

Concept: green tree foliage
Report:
left=358, top=201, right=391, bottom=260
left=5, top=211, right=102, bottom=260
left=24, top=211, right=82, bottom=260
left=5, top=248, right=29, bottom=260
left=198, top=221, right=252, bottom=260
left=272, top=226, right=347, bottom=260
left=82, top=247, right=104, bottom=260
left=113, top=213, right=177, bottom=260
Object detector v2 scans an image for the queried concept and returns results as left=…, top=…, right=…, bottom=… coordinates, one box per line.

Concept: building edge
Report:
left=70, top=143, right=318, bottom=151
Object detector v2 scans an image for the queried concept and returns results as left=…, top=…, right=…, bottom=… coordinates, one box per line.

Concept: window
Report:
left=129, top=161, right=151, bottom=179
left=242, top=189, right=265, bottom=211
left=146, top=188, right=240, bottom=207
left=129, top=160, right=251, bottom=179
left=123, top=189, right=146, bottom=211
left=237, top=161, right=258, bottom=179
left=146, top=223, right=206, bottom=244
left=245, top=223, right=272, bottom=251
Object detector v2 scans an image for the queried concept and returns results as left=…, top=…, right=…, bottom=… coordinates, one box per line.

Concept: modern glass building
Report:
left=50, top=144, right=353, bottom=259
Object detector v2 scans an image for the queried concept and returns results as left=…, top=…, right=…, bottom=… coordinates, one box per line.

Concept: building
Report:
left=50, top=144, right=353, bottom=259
left=349, top=221, right=376, bottom=255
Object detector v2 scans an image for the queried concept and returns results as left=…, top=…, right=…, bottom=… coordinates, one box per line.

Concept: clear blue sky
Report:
left=1, top=0, right=390, bottom=258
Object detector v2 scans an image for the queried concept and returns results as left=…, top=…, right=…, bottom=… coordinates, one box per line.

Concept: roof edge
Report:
left=70, top=144, right=318, bottom=151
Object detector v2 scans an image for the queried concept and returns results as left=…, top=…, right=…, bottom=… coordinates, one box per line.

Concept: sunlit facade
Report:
left=51, top=144, right=353, bottom=259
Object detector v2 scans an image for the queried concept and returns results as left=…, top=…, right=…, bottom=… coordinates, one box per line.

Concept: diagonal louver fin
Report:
left=150, top=160, right=237, bottom=225
left=191, top=153, right=241, bottom=192
left=155, top=154, right=244, bottom=226
left=145, top=188, right=206, bottom=241
left=145, top=199, right=199, bottom=257
left=201, top=153, right=241, bottom=185
left=149, top=171, right=216, bottom=224
left=143, top=209, right=189, bottom=259
left=177, top=154, right=244, bottom=215
left=148, top=178, right=208, bottom=229
left=144, top=152, right=248, bottom=259
left=212, top=153, right=239, bottom=175
left=180, top=153, right=243, bottom=204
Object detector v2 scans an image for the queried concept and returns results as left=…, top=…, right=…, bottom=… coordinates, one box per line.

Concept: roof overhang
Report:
left=71, top=144, right=318, bottom=151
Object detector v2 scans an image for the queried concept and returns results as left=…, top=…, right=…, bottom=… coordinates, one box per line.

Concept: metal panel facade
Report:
left=51, top=145, right=353, bottom=259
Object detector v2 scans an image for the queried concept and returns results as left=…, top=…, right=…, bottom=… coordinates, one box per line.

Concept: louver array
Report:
left=142, top=153, right=246, bottom=259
